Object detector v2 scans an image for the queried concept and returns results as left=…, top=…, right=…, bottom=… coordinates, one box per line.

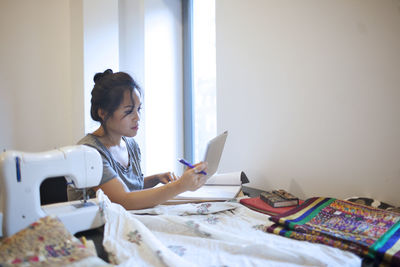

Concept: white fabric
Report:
left=97, top=190, right=361, bottom=267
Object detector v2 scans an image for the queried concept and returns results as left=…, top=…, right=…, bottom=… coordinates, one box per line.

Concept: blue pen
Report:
left=178, top=158, right=207, bottom=175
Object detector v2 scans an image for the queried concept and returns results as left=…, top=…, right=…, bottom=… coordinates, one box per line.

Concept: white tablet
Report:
left=203, top=131, right=228, bottom=179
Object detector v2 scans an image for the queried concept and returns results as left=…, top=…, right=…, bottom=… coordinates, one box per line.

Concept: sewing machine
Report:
left=0, top=145, right=104, bottom=237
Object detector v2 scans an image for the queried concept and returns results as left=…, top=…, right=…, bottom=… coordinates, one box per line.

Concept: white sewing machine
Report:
left=0, top=145, right=104, bottom=237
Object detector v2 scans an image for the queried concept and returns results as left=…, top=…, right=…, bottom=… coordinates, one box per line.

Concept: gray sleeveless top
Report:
left=67, top=134, right=144, bottom=200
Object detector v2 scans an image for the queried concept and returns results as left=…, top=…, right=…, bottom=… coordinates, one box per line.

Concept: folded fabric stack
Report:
left=267, top=197, right=400, bottom=267
left=0, top=216, right=110, bottom=267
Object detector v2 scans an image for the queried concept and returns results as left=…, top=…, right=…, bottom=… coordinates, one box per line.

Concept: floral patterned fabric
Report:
left=0, top=216, right=110, bottom=267
left=97, top=190, right=361, bottom=267
left=267, top=197, right=400, bottom=267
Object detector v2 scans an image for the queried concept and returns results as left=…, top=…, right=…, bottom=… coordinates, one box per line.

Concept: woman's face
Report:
left=104, top=89, right=141, bottom=138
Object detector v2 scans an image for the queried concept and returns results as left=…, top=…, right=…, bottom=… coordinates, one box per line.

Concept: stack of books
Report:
left=240, top=189, right=302, bottom=216
left=260, top=189, right=299, bottom=208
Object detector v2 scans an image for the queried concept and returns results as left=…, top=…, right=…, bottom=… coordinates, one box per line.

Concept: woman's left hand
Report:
left=158, top=172, right=178, bottom=184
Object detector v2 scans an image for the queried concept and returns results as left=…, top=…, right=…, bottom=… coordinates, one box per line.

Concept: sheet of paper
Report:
left=205, top=171, right=242, bottom=185
left=174, top=185, right=242, bottom=200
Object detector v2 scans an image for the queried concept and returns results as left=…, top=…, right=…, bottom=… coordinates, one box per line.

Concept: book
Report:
left=240, top=197, right=304, bottom=216
left=260, top=189, right=299, bottom=208
left=166, top=171, right=249, bottom=203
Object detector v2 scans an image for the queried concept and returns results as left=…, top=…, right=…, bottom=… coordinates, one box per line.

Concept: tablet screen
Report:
left=203, top=131, right=228, bottom=179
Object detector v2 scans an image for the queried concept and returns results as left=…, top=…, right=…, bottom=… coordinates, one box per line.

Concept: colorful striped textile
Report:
left=267, top=197, right=400, bottom=266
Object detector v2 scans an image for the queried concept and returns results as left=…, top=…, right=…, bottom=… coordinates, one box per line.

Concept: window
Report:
left=184, top=0, right=217, bottom=163
left=84, top=1, right=216, bottom=173
left=143, top=1, right=184, bottom=175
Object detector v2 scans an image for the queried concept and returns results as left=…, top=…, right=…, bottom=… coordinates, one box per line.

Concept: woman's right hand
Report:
left=177, top=162, right=208, bottom=192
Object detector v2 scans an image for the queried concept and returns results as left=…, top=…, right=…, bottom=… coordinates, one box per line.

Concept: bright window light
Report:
left=192, top=0, right=217, bottom=162
left=144, top=3, right=182, bottom=175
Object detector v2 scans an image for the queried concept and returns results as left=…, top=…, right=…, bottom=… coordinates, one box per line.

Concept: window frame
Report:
left=182, top=0, right=194, bottom=162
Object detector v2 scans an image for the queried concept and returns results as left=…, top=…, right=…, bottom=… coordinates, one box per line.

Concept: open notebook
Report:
left=168, top=131, right=249, bottom=203
left=172, top=171, right=249, bottom=202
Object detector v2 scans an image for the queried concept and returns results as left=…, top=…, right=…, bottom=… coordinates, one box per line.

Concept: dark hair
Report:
left=90, top=69, right=141, bottom=124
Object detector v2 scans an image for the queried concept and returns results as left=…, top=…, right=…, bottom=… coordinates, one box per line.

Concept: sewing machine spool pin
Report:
left=82, top=188, right=87, bottom=203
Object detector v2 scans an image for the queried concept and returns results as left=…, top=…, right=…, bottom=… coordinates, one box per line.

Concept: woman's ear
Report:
left=98, top=109, right=107, bottom=121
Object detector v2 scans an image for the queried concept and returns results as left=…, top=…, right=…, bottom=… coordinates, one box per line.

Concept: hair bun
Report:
left=93, top=69, right=113, bottom=83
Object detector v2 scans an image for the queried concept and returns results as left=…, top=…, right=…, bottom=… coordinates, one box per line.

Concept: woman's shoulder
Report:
left=77, top=134, right=98, bottom=146
left=77, top=134, right=107, bottom=153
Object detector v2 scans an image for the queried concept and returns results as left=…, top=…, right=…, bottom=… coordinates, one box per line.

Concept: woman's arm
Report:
left=95, top=162, right=207, bottom=210
left=143, top=172, right=178, bottom=188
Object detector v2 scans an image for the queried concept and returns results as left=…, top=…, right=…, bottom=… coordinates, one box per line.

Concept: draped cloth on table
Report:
left=97, top=191, right=361, bottom=267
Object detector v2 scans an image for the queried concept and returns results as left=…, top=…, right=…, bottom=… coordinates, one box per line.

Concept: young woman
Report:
left=67, top=69, right=208, bottom=210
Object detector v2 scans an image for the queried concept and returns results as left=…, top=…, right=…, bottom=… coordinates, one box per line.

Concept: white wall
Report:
left=83, top=0, right=120, bottom=134
left=216, top=0, right=400, bottom=205
left=0, top=0, right=74, bottom=151
left=119, top=0, right=147, bottom=170
left=0, top=0, right=120, bottom=151
left=70, top=0, right=85, bottom=145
